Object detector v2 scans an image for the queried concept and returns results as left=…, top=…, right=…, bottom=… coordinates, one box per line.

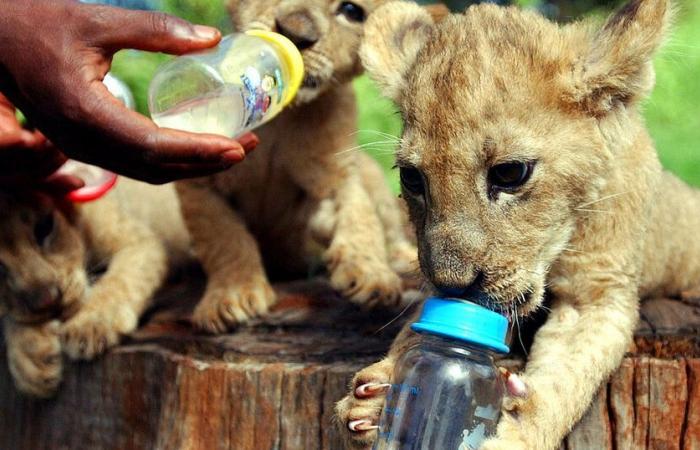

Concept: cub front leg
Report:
left=358, top=153, right=417, bottom=276
left=62, top=199, right=168, bottom=360
left=482, top=289, right=639, bottom=450
left=323, top=174, right=403, bottom=308
left=177, top=181, right=275, bottom=333
left=280, top=109, right=404, bottom=307
left=5, top=318, right=62, bottom=397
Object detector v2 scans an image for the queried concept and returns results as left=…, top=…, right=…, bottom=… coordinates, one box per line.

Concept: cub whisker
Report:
left=578, top=191, right=630, bottom=208
left=574, top=208, right=614, bottom=215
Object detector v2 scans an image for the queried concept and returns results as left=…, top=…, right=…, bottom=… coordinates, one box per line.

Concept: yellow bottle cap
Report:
left=245, top=30, right=305, bottom=107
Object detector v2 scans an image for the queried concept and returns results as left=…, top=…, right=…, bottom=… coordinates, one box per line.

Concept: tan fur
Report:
left=178, top=0, right=424, bottom=333
left=336, top=1, right=700, bottom=449
left=0, top=180, right=187, bottom=396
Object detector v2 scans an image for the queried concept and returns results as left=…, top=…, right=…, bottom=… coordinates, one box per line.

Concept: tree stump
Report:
left=0, top=275, right=698, bottom=450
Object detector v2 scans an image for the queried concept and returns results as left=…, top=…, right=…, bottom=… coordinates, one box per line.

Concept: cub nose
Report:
left=275, top=11, right=319, bottom=50
left=433, top=271, right=485, bottom=299
left=21, top=286, right=63, bottom=316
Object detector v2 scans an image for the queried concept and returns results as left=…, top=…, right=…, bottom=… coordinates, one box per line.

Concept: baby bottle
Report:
left=374, top=298, right=509, bottom=450
left=103, top=72, right=136, bottom=111
left=148, top=30, right=304, bottom=138
left=54, top=72, right=130, bottom=202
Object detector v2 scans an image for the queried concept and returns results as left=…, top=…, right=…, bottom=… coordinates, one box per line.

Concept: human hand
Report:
left=0, top=93, right=41, bottom=148
left=0, top=93, right=83, bottom=194
left=0, top=0, right=257, bottom=184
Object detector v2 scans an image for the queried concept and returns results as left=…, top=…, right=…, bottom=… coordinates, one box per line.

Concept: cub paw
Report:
left=335, top=359, right=394, bottom=449
left=480, top=415, right=530, bottom=450
left=61, top=305, right=137, bottom=360
left=480, top=436, right=528, bottom=450
left=388, top=242, right=419, bottom=277
left=193, top=279, right=277, bottom=333
left=7, top=321, right=63, bottom=398
left=326, top=245, right=402, bottom=308
left=480, top=371, right=533, bottom=450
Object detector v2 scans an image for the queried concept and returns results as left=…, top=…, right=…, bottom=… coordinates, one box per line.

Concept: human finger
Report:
left=85, top=7, right=221, bottom=55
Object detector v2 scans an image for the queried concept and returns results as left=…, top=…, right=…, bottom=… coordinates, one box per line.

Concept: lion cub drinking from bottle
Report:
left=177, top=0, right=428, bottom=333
left=336, top=1, right=700, bottom=449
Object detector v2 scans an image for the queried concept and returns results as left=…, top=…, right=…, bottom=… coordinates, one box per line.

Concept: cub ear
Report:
left=226, top=0, right=243, bottom=27
left=563, top=0, right=672, bottom=116
left=361, top=1, right=439, bottom=103
left=424, top=3, right=451, bottom=23
left=226, top=0, right=242, bottom=16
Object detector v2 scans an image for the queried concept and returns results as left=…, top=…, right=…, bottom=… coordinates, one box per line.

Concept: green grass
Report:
left=644, top=0, right=700, bottom=185
left=111, top=1, right=700, bottom=191
left=353, top=76, right=403, bottom=192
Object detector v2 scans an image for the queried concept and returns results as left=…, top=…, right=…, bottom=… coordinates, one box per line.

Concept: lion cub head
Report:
left=0, top=193, right=87, bottom=324
left=228, top=0, right=447, bottom=103
left=361, top=0, right=670, bottom=315
left=228, top=0, right=391, bottom=103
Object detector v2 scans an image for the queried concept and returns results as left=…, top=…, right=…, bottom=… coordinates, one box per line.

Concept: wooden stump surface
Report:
left=0, top=275, right=698, bottom=450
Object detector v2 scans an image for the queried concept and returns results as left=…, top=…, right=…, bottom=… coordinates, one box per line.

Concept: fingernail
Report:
left=355, top=383, right=391, bottom=398
left=348, top=420, right=378, bottom=432
left=221, top=150, right=245, bottom=163
left=193, top=25, right=220, bottom=40
left=19, top=130, right=37, bottom=146
left=237, top=133, right=259, bottom=152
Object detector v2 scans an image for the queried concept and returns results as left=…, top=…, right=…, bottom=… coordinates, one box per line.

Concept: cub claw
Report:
left=349, top=419, right=379, bottom=432
left=336, top=359, right=394, bottom=449
left=355, top=382, right=391, bottom=398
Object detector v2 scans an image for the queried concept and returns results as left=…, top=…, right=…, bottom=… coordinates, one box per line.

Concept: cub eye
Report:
left=337, top=1, right=366, bottom=22
left=400, top=166, right=425, bottom=196
left=488, top=161, right=534, bottom=193
left=34, top=213, right=55, bottom=247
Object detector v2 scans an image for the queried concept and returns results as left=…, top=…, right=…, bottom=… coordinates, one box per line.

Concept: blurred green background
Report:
left=111, top=0, right=700, bottom=193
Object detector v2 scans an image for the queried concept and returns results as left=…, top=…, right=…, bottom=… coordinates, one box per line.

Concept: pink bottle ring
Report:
left=56, top=160, right=118, bottom=203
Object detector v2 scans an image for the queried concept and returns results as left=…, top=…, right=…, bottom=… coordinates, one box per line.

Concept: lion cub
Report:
left=0, top=180, right=187, bottom=396
left=177, top=0, right=426, bottom=333
left=337, top=1, right=700, bottom=449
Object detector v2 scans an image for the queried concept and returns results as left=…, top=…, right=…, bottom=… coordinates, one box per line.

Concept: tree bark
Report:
left=0, top=277, right=698, bottom=450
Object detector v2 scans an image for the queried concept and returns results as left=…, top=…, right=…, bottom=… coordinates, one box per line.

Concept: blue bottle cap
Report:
left=411, top=297, right=510, bottom=354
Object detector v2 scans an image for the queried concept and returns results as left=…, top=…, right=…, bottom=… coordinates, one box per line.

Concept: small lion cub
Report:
left=0, top=180, right=187, bottom=396
left=337, top=1, right=700, bottom=449
left=176, top=0, right=435, bottom=333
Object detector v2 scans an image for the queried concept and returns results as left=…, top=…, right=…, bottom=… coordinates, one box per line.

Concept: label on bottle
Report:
left=459, top=404, right=499, bottom=450
left=376, top=383, right=423, bottom=444
left=239, top=65, right=286, bottom=129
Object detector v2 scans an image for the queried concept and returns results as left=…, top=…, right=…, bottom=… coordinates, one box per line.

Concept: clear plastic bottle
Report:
left=374, top=298, right=510, bottom=450
left=103, top=72, right=136, bottom=110
left=148, top=30, right=304, bottom=138
left=54, top=72, right=129, bottom=202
